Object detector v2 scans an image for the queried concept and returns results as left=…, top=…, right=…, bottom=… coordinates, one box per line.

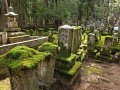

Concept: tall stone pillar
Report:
left=58, top=25, right=74, bottom=57
left=72, top=26, right=81, bottom=53
left=87, top=33, right=95, bottom=51
left=87, top=33, right=96, bottom=58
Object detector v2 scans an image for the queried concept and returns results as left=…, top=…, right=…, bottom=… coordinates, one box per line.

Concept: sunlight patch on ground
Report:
left=0, top=78, right=10, bottom=90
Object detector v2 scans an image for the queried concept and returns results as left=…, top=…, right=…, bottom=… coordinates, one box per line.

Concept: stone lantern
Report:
left=4, top=6, right=30, bottom=44
left=4, top=6, right=18, bottom=29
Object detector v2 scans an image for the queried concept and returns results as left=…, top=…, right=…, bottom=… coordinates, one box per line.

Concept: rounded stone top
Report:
left=58, top=25, right=74, bottom=30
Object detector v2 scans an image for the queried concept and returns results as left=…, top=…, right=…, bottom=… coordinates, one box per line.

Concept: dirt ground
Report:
left=0, top=61, right=120, bottom=90
left=50, top=61, right=120, bottom=90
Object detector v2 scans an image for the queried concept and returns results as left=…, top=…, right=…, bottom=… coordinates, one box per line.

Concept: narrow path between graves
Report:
left=50, top=60, right=120, bottom=90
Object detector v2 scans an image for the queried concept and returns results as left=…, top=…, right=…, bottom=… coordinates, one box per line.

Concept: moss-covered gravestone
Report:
left=72, top=26, right=81, bottom=54
left=87, top=33, right=95, bottom=51
left=58, top=25, right=74, bottom=57
left=56, top=25, right=82, bottom=85
left=38, top=42, right=58, bottom=89
left=87, top=33, right=96, bottom=58
left=99, top=37, right=113, bottom=61
left=0, top=45, right=57, bottom=90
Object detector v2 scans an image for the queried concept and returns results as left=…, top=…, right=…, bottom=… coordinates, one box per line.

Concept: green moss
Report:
left=85, top=66, right=103, bottom=75
left=0, top=46, right=48, bottom=70
left=53, top=34, right=58, bottom=44
left=95, top=35, right=112, bottom=50
left=77, top=49, right=84, bottom=55
left=38, top=42, right=58, bottom=55
left=57, top=54, right=77, bottom=64
left=72, top=26, right=81, bottom=30
left=58, top=61, right=82, bottom=76
left=112, top=44, right=120, bottom=52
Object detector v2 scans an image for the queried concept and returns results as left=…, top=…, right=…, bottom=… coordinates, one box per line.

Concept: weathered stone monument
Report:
left=72, top=26, right=81, bottom=53
left=98, top=37, right=113, bottom=61
left=58, top=25, right=74, bottom=56
left=4, top=6, right=30, bottom=43
left=87, top=33, right=95, bottom=51
left=0, top=45, right=57, bottom=90
left=87, top=33, right=96, bottom=57
left=56, top=25, right=82, bottom=85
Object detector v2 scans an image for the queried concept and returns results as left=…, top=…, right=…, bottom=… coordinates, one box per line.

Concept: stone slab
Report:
left=4, top=28, right=21, bottom=32
left=0, top=36, right=48, bottom=55
left=7, top=35, right=30, bottom=43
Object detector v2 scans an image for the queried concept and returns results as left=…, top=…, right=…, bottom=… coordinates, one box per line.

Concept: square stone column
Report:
left=87, top=33, right=95, bottom=51
left=102, top=37, right=113, bottom=55
left=72, top=26, right=82, bottom=53
left=98, top=37, right=113, bottom=61
left=58, top=25, right=74, bottom=57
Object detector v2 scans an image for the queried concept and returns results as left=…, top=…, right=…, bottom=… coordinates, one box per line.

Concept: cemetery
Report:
left=0, top=0, right=120, bottom=90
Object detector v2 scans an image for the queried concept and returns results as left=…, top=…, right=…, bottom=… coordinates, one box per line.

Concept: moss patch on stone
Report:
left=0, top=46, right=48, bottom=70
left=58, top=61, right=82, bottom=76
left=56, top=54, right=77, bottom=64
left=38, top=42, right=58, bottom=55
left=111, top=43, right=120, bottom=53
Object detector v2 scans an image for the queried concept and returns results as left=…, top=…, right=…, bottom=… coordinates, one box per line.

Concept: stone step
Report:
left=55, top=61, right=82, bottom=85
left=7, top=35, right=30, bottom=43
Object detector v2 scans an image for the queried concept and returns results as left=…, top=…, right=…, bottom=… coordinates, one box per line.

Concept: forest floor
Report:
left=50, top=60, right=120, bottom=90
left=0, top=60, right=120, bottom=90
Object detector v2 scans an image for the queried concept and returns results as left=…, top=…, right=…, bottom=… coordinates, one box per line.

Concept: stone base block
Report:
left=7, top=35, right=30, bottom=43
left=97, top=53, right=112, bottom=62
left=5, top=28, right=21, bottom=32
left=55, top=61, right=81, bottom=85
left=87, top=50, right=97, bottom=58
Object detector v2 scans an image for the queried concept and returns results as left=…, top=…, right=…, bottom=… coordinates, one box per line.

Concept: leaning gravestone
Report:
left=58, top=25, right=74, bottom=57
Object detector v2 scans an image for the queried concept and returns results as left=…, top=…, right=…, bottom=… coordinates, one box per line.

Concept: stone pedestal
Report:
left=10, top=67, right=39, bottom=90
left=58, top=25, right=74, bottom=57
left=38, top=57, right=56, bottom=89
left=9, top=57, right=56, bottom=90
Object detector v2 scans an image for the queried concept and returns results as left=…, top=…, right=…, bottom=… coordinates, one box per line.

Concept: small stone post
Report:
left=87, top=33, right=95, bottom=51
left=112, top=33, right=118, bottom=44
left=87, top=33, right=96, bottom=57
left=94, top=30, right=99, bottom=42
left=102, top=37, right=113, bottom=54
left=99, top=37, right=113, bottom=61
left=58, top=25, right=74, bottom=56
